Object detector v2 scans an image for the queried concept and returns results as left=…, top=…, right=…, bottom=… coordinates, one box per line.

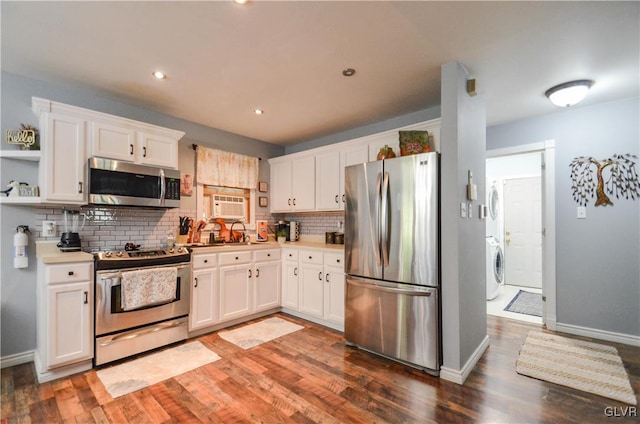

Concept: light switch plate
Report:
left=460, top=202, right=467, bottom=218
left=468, top=202, right=473, bottom=218
left=577, top=206, right=587, bottom=219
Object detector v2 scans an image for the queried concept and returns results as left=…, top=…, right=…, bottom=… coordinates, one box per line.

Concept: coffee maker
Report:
left=57, top=210, right=86, bottom=251
left=275, top=220, right=300, bottom=242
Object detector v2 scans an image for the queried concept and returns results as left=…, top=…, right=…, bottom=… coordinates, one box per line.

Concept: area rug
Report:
left=218, top=317, right=304, bottom=349
left=96, top=341, right=220, bottom=398
left=504, top=290, right=542, bottom=317
left=516, top=331, right=636, bottom=405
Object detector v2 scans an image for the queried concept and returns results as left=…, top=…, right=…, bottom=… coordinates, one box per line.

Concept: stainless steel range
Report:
left=94, top=248, right=191, bottom=366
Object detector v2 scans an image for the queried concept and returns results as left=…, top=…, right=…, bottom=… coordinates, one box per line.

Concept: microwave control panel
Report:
left=166, top=177, right=181, bottom=200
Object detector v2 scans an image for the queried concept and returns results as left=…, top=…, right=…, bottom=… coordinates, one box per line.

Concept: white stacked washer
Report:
left=486, top=178, right=504, bottom=300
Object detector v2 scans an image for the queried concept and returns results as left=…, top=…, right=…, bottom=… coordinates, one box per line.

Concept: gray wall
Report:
left=487, top=97, right=640, bottom=337
left=440, top=62, right=487, bottom=371
left=0, top=71, right=284, bottom=357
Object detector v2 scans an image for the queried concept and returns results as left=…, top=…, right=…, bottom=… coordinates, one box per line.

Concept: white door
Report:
left=504, top=177, right=542, bottom=288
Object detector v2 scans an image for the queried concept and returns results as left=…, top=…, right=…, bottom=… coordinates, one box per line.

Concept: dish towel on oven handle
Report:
left=120, top=267, right=178, bottom=311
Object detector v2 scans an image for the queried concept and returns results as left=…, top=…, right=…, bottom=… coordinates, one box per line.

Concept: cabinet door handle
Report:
left=288, top=198, right=291, bottom=206
left=248, top=269, right=252, bottom=278
left=335, top=194, right=339, bottom=204
left=256, top=268, right=260, bottom=278
left=68, top=271, right=74, bottom=276
left=194, top=277, right=198, bottom=288
left=343, top=194, right=345, bottom=203
left=326, top=273, right=330, bottom=283
left=318, top=271, right=322, bottom=281
left=293, top=198, right=296, bottom=206
left=130, top=144, right=134, bottom=155
left=78, top=182, right=83, bottom=193
left=143, top=146, right=147, bottom=157
left=83, top=291, right=88, bottom=304
left=294, top=267, right=298, bottom=276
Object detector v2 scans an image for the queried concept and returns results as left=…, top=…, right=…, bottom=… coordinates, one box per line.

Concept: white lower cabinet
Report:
left=36, top=259, right=94, bottom=382
left=219, top=263, right=253, bottom=322
left=281, top=248, right=299, bottom=309
left=254, top=249, right=281, bottom=312
left=323, top=253, right=345, bottom=325
left=299, top=250, right=325, bottom=317
left=287, top=248, right=345, bottom=329
left=190, top=253, right=219, bottom=331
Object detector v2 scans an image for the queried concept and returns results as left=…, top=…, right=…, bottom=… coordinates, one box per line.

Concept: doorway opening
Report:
left=485, top=141, right=556, bottom=328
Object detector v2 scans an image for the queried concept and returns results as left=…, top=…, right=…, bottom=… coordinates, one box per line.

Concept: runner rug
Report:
left=96, top=341, right=220, bottom=398
left=516, top=331, right=636, bottom=405
left=504, top=290, right=542, bottom=317
left=218, top=316, right=304, bottom=349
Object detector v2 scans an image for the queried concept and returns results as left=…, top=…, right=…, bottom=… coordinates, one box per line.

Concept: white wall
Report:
left=487, top=97, right=640, bottom=339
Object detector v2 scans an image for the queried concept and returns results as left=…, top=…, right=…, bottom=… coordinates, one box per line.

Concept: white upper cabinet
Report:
left=316, top=144, right=368, bottom=210
left=91, top=122, right=180, bottom=169
left=269, top=155, right=315, bottom=212
left=38, top=112, right=87, bottom=204
left=270, top=118, right=440, bottom=213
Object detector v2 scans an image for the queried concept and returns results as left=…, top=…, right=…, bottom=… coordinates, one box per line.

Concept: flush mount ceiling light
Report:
left=152, top=71, right=167, bottom=80
left=233, top=0, right=252, bottom=5
left=254, top=109, right=264, bottom=115
left=545, top=79, right=594, bottom=107
left=342, top=68, right=356, bottom=77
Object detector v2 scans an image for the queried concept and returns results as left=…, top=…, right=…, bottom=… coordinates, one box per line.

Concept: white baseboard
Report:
left=440, top=335, right=490, bottom=385
left=555, top=322, right=640, bottom=347
left=0, top=350, right=34, bottom=369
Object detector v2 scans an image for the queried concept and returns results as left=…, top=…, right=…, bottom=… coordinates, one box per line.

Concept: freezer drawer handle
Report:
left=348, top=279, right=433, bottom=296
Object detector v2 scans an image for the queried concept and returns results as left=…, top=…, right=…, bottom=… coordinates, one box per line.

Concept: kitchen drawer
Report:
left=219, top=251, right=252, bottom=266
left=324, top=252, right=344, bottom=268
left=192, top=253, right=217, bottom=269
left=300, top=250, right=323, bottom=265
left=282, top=248, right=298, bottom=262
left=254, top=249, right=281, bottom=262
left=45, top=262, right=92, bottom=284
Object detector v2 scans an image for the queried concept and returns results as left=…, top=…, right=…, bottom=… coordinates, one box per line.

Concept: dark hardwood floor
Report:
left=2, top=314, right=638, bottom=423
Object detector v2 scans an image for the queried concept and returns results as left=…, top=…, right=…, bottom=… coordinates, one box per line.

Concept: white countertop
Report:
left=36, top=241, right=94, bottom=264
left=189, top=235, right=344, bottom=254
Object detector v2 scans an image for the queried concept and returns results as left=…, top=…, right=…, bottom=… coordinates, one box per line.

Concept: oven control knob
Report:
left=177, top=247, right=184, bottom=253
left=116, top=251, right=123, bottom=257
left=169, top=248, right=174, bottom=253
left=104, top=251, right=112, bottom=258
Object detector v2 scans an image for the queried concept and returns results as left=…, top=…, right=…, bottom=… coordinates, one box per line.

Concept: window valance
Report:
left=196, top=146, right=259, bottom=190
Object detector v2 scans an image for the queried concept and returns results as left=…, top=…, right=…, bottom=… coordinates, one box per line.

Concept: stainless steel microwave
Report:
left=88, top=157, right=180, bottom=208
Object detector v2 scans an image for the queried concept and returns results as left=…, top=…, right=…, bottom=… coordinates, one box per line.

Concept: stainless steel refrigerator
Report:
left=344, top=152, right=440, bottom=374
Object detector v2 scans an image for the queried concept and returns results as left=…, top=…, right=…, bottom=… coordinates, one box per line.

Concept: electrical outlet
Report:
left=460, top=202, right=467, bottom=218
left=577, top=206, right=587, bottom=219
left=468, top=202, right=473, bottom=218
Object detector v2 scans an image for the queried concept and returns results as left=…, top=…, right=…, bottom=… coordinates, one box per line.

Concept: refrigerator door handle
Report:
left=380, top=172, right=390, bottom=267
left=371, top=172, right=383, bottom=267
left=347, top=278, right=433, bottom=296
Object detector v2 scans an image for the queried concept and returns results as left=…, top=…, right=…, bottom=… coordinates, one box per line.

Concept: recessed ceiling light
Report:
left=342, top=68, right=356, bottom=77
left=152, top=71, right=167, bottom=80
left=545, top=80, right=594, bottom=107
left=254, top=109, right=264, bottom=115
left=233, top=0, right=252, bottom=5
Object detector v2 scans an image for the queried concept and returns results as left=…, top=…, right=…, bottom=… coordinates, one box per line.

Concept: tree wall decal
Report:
left=570, top=153, right=640, bottom=207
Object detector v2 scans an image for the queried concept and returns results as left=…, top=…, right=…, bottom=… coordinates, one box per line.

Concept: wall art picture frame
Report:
left=258, top=181, right=268, bottom=192
left=259, top=196, right=268, bottom=207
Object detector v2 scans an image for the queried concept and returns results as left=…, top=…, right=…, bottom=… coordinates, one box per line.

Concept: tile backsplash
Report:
left=34, top=206, right=344, bottom=251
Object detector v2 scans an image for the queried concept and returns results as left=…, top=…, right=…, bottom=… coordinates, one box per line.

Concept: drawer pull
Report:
left=235, top=256, right=239, bottom=260
left=129, top=144, right=134, bottom=155
left=248, top=269, right=252, bottom=278
left=336, top=259, right=341, bottom=263
left=294, top=267, right=298, bottom=276
left=83, top=291, right=88, bottom=304
left=308, top=256, right=312, bottom=260
left=68, top=271, right=74, bottom=276
left=326, top=274, right=330, bottom=283
left=318, top=271, right=322, bottom=281
left=267, top=253, right=271, bottom=257
left=204, top=259, right=208, bottom=263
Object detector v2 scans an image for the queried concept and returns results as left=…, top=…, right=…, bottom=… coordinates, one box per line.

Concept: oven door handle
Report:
left=98, top=264, right=190, bottom=280
left=98, top=319, right=187, bottom=347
